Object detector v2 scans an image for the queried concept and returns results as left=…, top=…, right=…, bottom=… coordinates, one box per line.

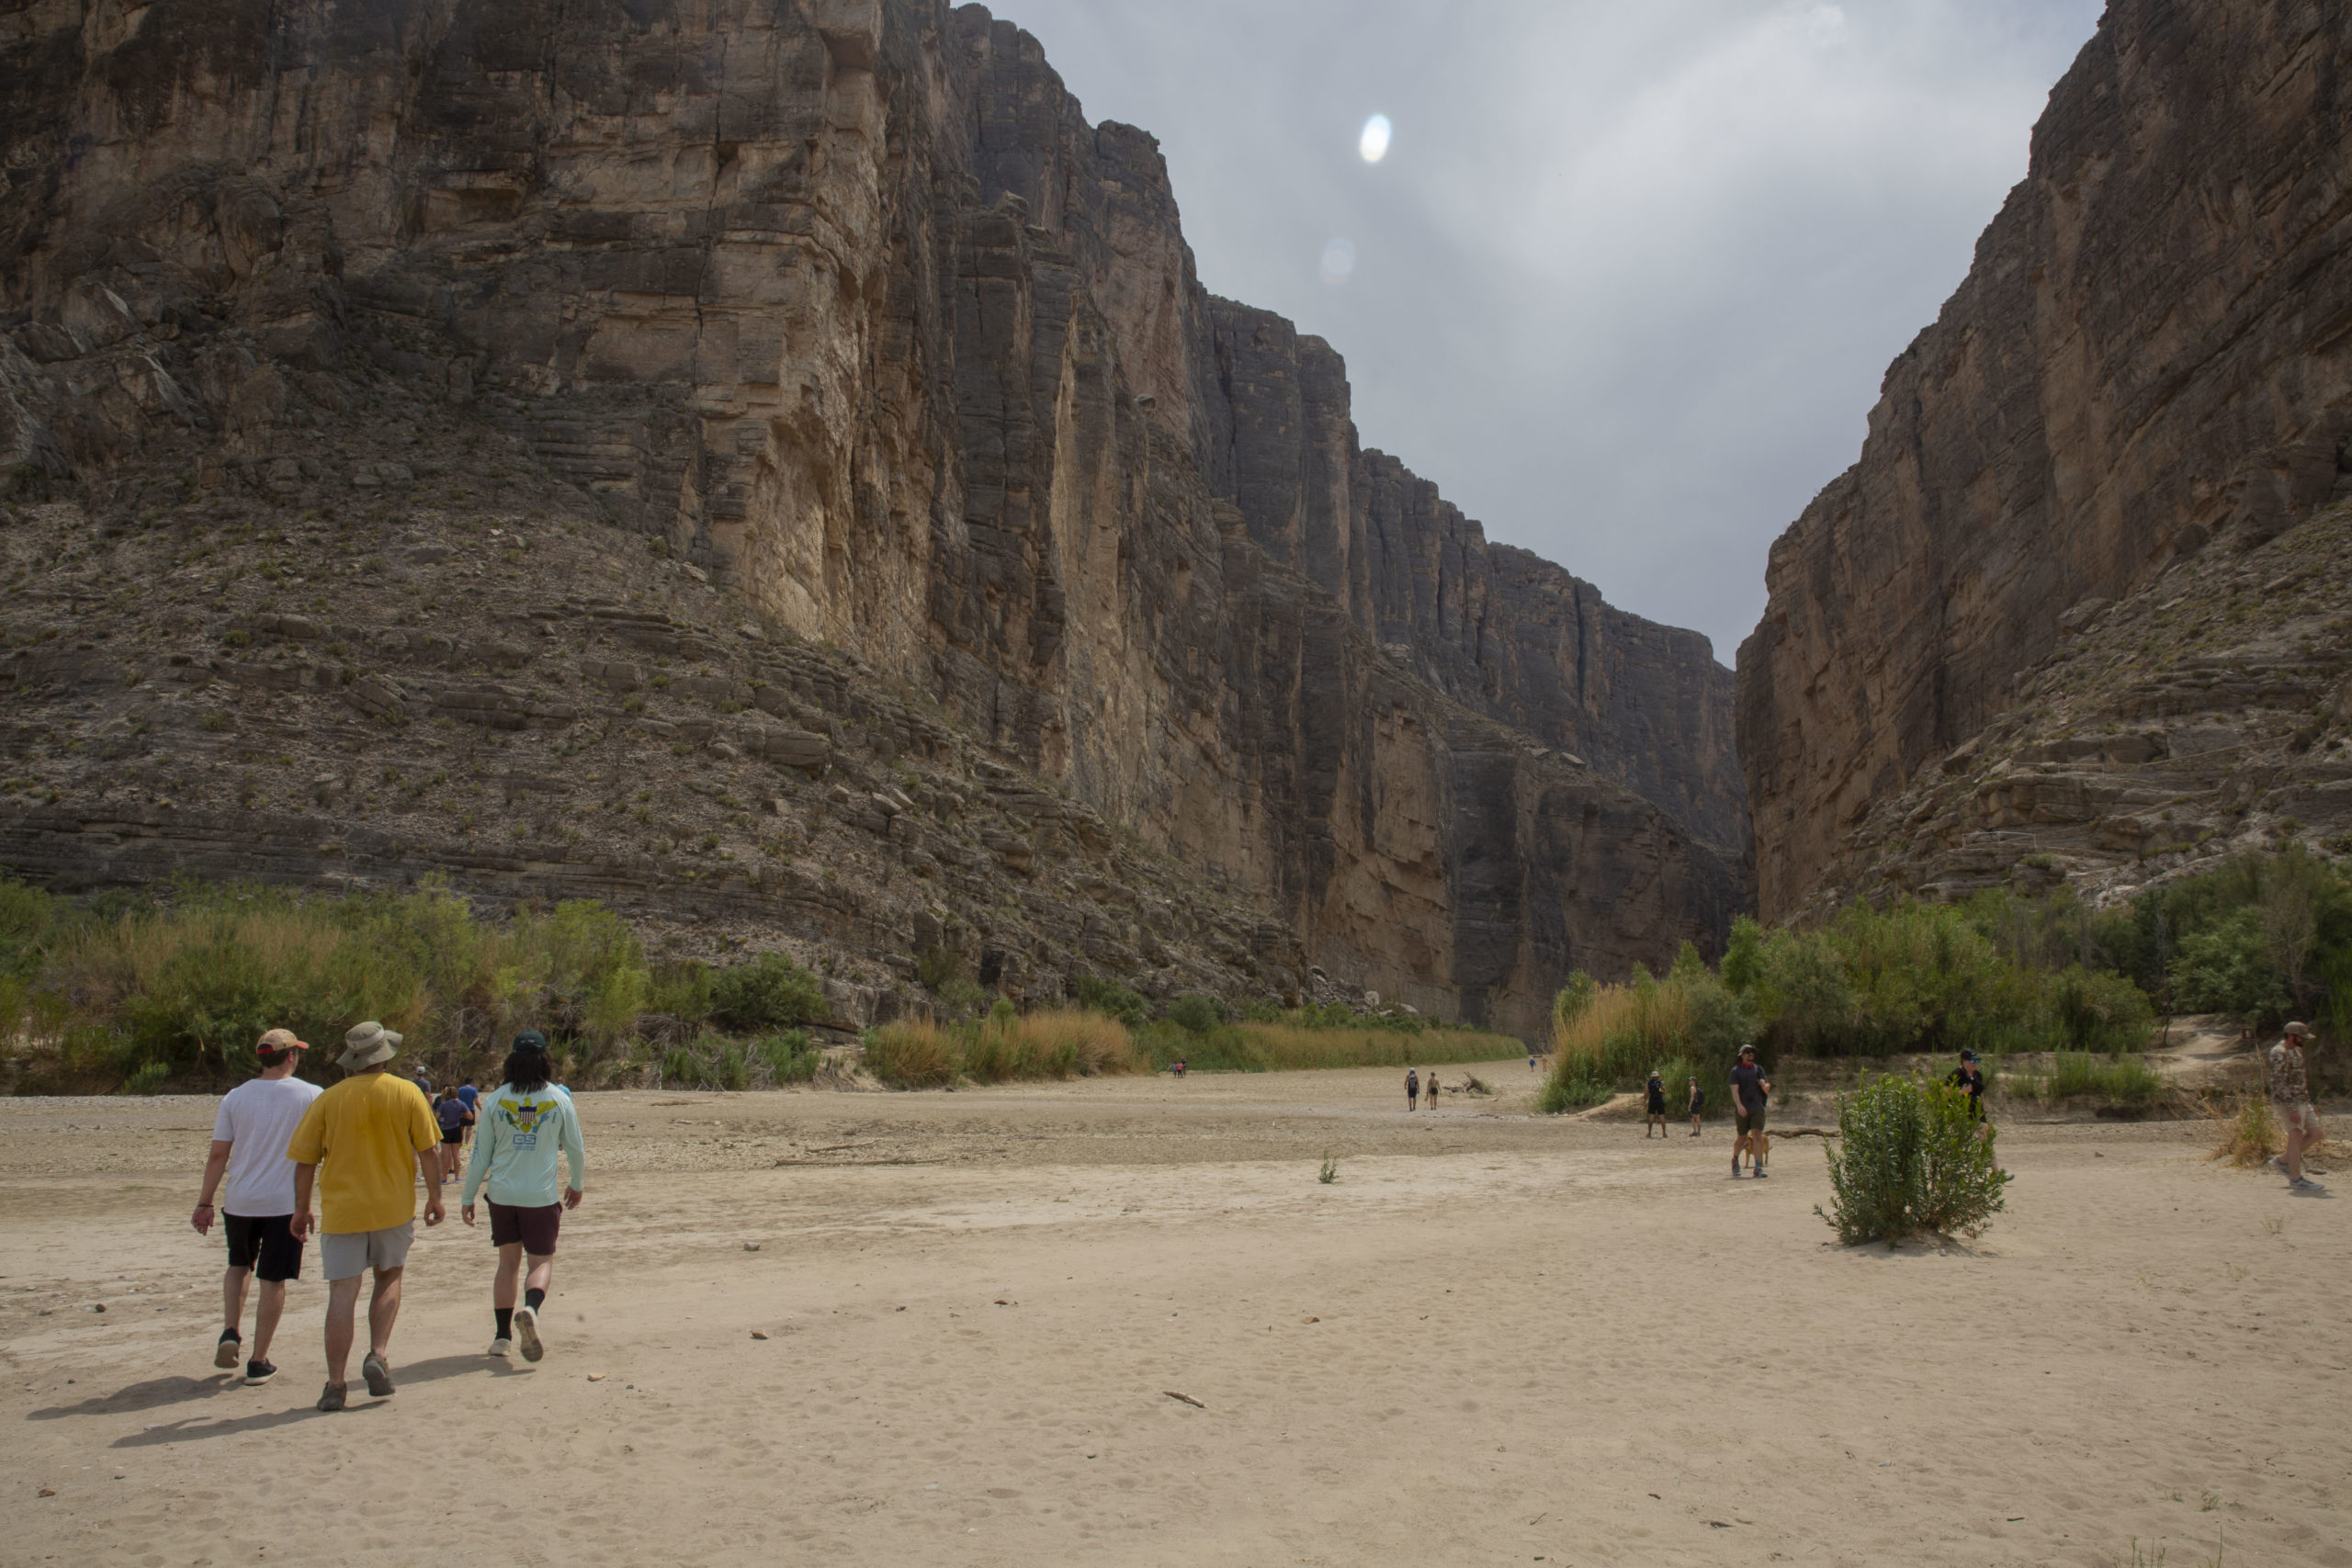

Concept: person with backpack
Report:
left=1687, top=1077, right=1705, bottom=1137
left=1405, top=1066, right=1419, bottom=1111
left=1645, top=1071, right=1668, bottom=1137
left=461, top=1032, right=586, bottom=1363
left=434, top=1086, right=474, bottom=1185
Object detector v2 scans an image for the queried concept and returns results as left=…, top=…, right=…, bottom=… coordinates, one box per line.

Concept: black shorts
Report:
left=488, top=1200, right=562, bottom=1256
left=224, top=1213, right=303, bottom=1282
left=440, top=1130, right=466, bottom=1145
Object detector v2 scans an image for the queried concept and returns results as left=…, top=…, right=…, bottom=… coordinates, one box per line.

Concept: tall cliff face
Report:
left=1, top=0, right=1744, bottom=1034
left=1738, top=0, right=2352, bottom=921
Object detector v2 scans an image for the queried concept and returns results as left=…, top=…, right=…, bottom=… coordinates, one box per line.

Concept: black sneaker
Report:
left=244, top=1359, right=277, bottom=1385
left=214, top=1330, right=242, bottom=1370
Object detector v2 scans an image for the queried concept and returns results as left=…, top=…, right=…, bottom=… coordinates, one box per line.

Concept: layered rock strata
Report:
left=1739, top=0, right=2352, bottom=920
left=2, top=0, right=1744, bottom=1033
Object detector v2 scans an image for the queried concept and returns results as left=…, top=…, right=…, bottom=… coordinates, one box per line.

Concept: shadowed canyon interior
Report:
left=0, top=0, right=1746, bottom=1036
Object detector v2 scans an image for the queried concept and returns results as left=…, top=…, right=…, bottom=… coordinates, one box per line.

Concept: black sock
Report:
left=525, top=1287, right=545, bottom=1312
left=495, top=1307, right=513, bottom=1337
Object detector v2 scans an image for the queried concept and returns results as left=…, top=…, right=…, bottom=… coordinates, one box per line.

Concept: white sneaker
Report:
left=513, top=1304, right=544, bottom=1363
left=488, top=1337, right=513, bottom=1358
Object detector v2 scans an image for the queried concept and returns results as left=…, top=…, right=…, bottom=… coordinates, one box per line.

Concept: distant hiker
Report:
left=435, top=1086, right=473, bottom=1184
left=1406, top=1067, right=1419, bottom=1111
left=1948, top=1052, right=1988, bottom=1122
left=1426, top=1073, right=1441, bottom=1108
left=1645, top=1072, right=1668, bottom=1137
left=1529, top=1046, right=1539, bottom=1074
left=287, top=1021, right=445, bottom=1412
left=191, top=1028, right=322, bottom=1385
left=462, top=1032, right=586, bottom=1363
left=1687, top=1077, right=1704, bottom=1137
left=2269, top=1022, right=2324, bottom=1190
left=457, top=1079, right=481, bottom=1142
left=1729, top=1045, right=1770, bottom=1178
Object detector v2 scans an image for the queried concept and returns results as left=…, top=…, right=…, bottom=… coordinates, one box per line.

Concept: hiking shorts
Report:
left=1736, top=1108, right=1767, bottom=1135
left=320, top=1223, right=415, bottom=1281
left=488, top=1201, right=561, bottom=1256
left=223, top=1213, right=302, bottom=1283
left=2277, top=1100, right=2322, bottom=1135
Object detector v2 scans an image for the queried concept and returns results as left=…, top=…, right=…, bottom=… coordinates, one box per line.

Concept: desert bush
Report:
left=2207, top=1095, right=2280, bottom=1168
left=754, top=1030, right=820, bottom=1084
left=1535, top=1066, right=1612, bottom=1114
left=864, top=1020, right=959, bottom=1088
left=1817, top=1076, right=2007, bottom=1246
left=708, top=951, right=827, bottom=1032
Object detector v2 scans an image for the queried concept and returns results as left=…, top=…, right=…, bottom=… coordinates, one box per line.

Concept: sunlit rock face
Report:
left=1739, top=0, right=2352, bottom=923
left=2, top=0, right=1745, bottom=1033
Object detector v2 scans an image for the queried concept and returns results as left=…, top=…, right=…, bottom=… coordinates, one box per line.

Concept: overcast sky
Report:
left=989, top=0, right=2107, bottom=665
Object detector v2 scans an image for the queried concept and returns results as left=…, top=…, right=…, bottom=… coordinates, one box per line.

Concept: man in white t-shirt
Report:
left=191, top=1028, right=323, bottom=1384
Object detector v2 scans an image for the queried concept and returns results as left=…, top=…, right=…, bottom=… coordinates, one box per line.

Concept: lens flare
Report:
left=1358, top=114, right=1391, bottom=164
left=1319, top=237, right=1356, bottom=286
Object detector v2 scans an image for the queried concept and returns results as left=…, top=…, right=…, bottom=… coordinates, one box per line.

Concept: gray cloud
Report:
left=989, top=0, right=2105, bottom=662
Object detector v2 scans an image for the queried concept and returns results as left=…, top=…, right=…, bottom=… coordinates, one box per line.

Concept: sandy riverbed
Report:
left=0, top=1064, right=2343, bottom=1567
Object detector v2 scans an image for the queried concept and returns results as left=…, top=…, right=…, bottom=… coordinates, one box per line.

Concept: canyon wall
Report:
left=1, top=0, right=1744, bottom=1033
left=1738, top=0, right=2352, bottom=920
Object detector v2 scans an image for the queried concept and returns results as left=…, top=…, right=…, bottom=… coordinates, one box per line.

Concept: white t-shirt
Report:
left=212, top=1075, right=325, bottom=1216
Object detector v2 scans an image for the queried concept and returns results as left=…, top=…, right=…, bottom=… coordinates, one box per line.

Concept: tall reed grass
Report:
left=864, top=1010, right=1142, bottom=1089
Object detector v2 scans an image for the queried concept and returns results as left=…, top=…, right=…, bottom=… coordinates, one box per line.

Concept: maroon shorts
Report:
left=487, top=1200, right=561, bottom=1256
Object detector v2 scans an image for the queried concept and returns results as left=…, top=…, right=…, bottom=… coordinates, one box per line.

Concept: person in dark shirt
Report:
left=1947, top=1052, right=1987, bottom=1122
left=1405, top=1067, right=1419, bottom=1111
left=1687, top=1077, right=1705, bottom=1137
left=1645, top=1072, right=1668, bottom=1138
left=1729, top=1044, right=1770, bottom=1178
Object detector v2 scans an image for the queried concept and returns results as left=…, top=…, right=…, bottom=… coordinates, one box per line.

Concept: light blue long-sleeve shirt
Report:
left=461, top=1083, right=584, bottom=1207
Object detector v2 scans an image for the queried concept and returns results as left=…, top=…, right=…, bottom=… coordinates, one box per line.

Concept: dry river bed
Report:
left=0, top=1063, right=2344, bottom=1567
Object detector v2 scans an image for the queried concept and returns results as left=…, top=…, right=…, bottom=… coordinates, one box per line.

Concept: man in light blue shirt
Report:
left=459, top=1032, right=584, bottom=1363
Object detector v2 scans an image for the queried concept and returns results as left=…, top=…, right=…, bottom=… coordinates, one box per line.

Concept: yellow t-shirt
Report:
left=285, top=1071, right=441, bottom=1234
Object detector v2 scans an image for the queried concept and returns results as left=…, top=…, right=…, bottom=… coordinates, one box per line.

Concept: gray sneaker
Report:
left=360, top=1351, right=395, bottom=1398
left=488, top=1337, right=514, bottom=1358
left=317, top=1382, right=347, bottom=1413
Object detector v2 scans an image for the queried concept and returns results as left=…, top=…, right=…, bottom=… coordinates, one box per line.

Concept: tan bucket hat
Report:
left=338, top=1021, right=404, bottom=1071
left=2284, top=1021, right=2312, bottom=1038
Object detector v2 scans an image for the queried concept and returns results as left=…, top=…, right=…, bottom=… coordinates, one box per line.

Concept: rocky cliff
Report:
left=1739, top=0, right=2352, bottom=920
left=0, top=0, right=1744, bottom=1035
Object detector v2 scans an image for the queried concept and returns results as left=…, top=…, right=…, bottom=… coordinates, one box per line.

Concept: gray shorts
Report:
left=320, top=1222, right=415, bottom=1281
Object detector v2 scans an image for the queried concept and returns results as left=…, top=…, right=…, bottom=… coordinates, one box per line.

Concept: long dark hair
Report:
left=501, top=1032, right=552, bottom=1095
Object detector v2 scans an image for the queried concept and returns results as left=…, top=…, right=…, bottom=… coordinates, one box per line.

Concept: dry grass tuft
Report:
left=864, top=1020, right=961, bottom=1089
left=2205, top=1095, right=2280, bottom=1167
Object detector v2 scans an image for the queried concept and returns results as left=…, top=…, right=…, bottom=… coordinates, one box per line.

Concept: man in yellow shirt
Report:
left=288, top=1021, right=445, bottom=1412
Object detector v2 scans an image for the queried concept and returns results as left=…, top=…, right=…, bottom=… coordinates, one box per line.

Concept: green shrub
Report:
left=1817, top=1077, right=2007, bottom=1246
left=754, top=1030, right=820, bottom=1083
left=1168, top=993, right=1225, bottom=1034
left=1537, top=1067, right=1612, bottom=1114
left=708, top=951, right=827, bottom=1032
left=1070, top=974, right=1148, bottom=1028
left=122, top=1061, right=171, bottom=1095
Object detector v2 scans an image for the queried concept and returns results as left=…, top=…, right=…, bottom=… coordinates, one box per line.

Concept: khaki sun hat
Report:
left=2284, top=1021, right=2312, bottom=1037
left=339, top=1021, right=404, bottom=1071
left=255, top=1027, right=310, bottom=1055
